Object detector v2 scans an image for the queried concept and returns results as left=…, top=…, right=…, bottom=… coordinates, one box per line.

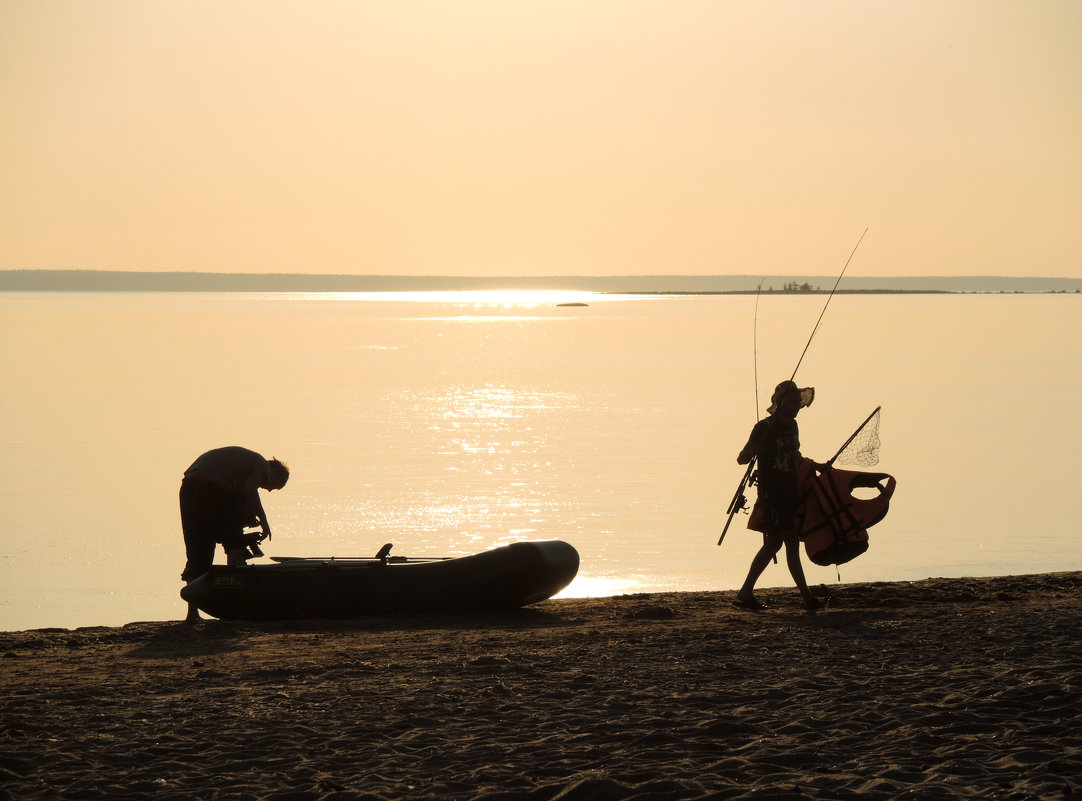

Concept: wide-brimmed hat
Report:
left=767, top=380, right=814, bottom=414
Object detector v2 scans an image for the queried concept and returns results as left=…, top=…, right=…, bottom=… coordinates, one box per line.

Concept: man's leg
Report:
left=782, top=532, right=811, bottom=594
left=782, top=531, right=822, bottom=609
left=180, top=481, right=216, bottom=622
left=180, top=540, right=213, bottom=623
left=183, top=587, right=203, bottom=622
left=737, top=533, right=783, bottom=601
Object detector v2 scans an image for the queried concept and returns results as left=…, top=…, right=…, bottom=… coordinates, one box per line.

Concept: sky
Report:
left=2, top=1, right=1080, bottom=278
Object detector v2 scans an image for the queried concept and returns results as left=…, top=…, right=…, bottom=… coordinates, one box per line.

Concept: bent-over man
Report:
left=179, top=446, right=289, bottom=622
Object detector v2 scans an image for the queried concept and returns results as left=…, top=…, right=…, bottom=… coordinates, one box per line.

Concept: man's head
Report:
left=768, top=381, right=815, bottom=416
left=265, top=458, right=290, bottom=491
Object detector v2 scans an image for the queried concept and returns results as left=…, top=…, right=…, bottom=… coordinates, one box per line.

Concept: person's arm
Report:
left=737, top=424, right=761, bottom=465
left=242, top=472, right=271, bottom=539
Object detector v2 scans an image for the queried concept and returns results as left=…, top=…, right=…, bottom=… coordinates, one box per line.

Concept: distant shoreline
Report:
left=1, top=269, right=1080, bottom=294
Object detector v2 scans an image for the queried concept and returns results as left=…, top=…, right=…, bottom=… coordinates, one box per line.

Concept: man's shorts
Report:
left=179, top=479, right=247, bottom=581
left=757, top=477, right=798, bottom=536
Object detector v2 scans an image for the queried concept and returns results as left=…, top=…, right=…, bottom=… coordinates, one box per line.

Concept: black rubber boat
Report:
left=180, top=540, right=579, bottom=620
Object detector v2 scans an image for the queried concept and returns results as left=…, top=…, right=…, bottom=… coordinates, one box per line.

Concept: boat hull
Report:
left=180, top=540, right=579, bottom=620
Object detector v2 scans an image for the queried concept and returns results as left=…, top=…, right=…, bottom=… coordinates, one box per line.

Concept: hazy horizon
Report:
left=3, top=2, right=1080, bottom=278
left=4, top=268, right=1082, bottom=295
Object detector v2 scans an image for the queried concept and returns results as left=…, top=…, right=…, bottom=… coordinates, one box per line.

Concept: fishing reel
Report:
left=729, top=489, right=748, bottom=517
left=730, top=469, right=758, bottom=516
left=718, top=463, right=758, bottom=546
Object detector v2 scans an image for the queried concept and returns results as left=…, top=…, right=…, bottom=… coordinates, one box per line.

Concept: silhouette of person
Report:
left=733, top=381, right=825, bottom=612
left=179, top=446, right=289, bottom=622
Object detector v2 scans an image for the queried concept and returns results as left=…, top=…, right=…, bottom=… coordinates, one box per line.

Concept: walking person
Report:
left=732, top=381, right=824, bottom=612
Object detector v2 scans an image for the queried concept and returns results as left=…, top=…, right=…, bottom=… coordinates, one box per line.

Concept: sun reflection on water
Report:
left=557, top=574, right=647, bottom=599
left=428, top=385, right=574, bottom=421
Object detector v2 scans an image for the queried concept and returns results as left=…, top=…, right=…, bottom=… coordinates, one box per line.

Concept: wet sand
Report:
left=2, top=572, right=1080, bottom=800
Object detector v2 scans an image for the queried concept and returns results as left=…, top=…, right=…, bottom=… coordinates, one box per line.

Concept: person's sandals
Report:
left=732, top=597, right=769, bottom=611
left=803, top=597, right=825, bottom=612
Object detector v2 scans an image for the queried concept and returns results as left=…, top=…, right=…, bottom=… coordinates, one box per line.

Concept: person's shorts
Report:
left=757, top=478, right=798, bottom=536
left=179, top=479, right=246, bottom=581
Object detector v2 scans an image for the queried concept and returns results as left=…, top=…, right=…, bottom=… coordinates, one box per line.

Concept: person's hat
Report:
left=767, top=380, right=815, bottom=414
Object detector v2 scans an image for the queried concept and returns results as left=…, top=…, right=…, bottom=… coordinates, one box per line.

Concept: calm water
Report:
left=1, top=290, right=1080, bottom=630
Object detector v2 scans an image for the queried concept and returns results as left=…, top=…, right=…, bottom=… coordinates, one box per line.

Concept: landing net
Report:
left=833, top=407, right=881, bottom=467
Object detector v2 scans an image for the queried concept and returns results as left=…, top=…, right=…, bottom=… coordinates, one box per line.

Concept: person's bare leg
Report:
left=783, top=532, right=822, bottom=609
left=782, top=533, right=811, bottom=596
left=737, top=534, right=782, bottom=602
left=184, top=584, right=202, bottom=623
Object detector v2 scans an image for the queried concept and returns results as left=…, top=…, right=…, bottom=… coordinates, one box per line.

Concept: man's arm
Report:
left=243, top=473, right=271, bottom=539
left=737, top=425, right=760, bottom=465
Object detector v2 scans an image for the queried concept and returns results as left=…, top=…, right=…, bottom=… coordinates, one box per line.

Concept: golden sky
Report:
left=2, top=1, right=1080, bottom=277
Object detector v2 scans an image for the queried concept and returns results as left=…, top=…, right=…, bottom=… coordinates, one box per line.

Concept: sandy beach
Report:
left=2, top=572, right=1080, bottom=801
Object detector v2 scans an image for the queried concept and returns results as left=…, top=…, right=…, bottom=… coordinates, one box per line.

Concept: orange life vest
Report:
left=748, top=457, right=897, bottom=566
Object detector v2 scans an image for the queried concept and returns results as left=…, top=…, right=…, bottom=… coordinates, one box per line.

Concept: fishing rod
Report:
left=718, top=459, right=756, bottom=545
left=790, top=227, right=868, bottom=381
left=753, top=277, right=765, bottom=417
left=270, top=556, right=451, bottom=564
left=718, top=230, right=868, bottom=546
left=718, top=277, right=766, bottom=546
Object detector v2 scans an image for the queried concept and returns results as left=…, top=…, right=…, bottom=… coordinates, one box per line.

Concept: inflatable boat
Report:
left=180, top=540, right=579, bottom=620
